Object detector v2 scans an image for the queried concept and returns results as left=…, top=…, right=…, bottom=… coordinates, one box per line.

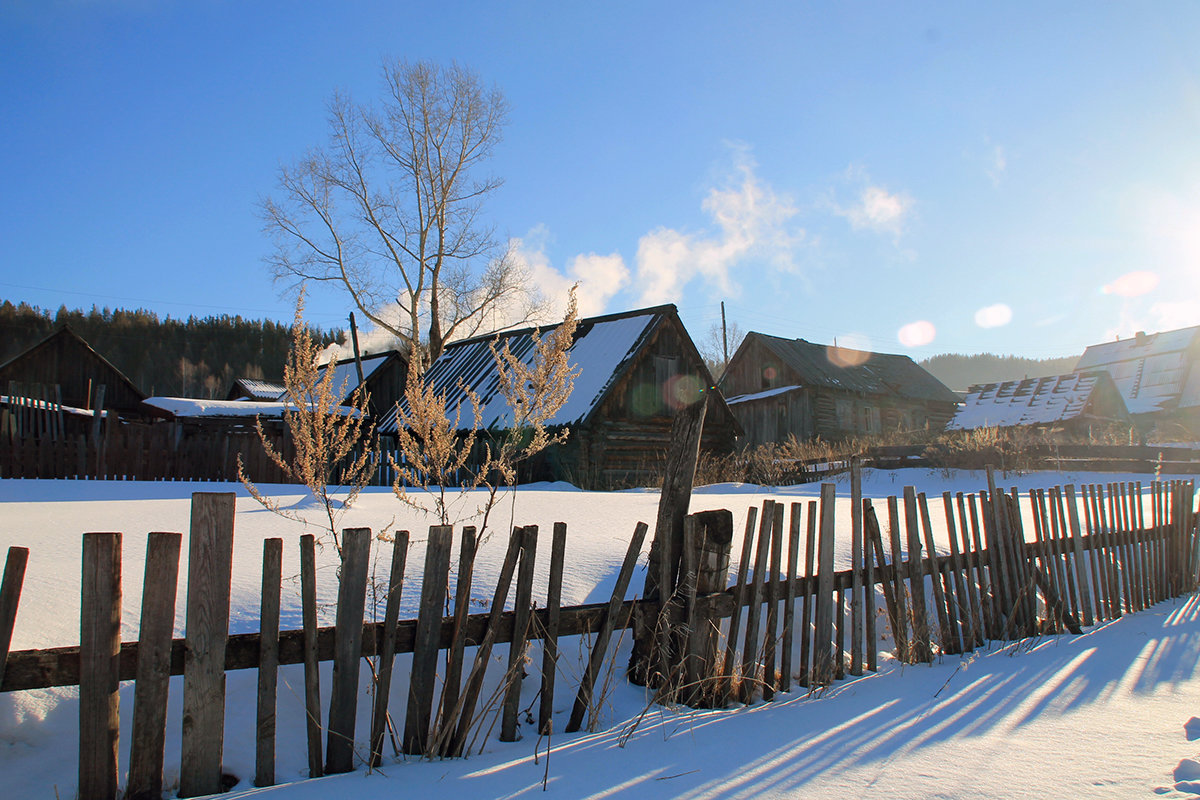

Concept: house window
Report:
left=862, top=406, right=881, bottom=434
left=835, top=398, right=853, bottom=430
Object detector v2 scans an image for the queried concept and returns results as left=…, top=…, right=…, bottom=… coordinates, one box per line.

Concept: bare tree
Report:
left=701, top=319, right=745, bottom=379
left=261, top=60, right=542, bottom=365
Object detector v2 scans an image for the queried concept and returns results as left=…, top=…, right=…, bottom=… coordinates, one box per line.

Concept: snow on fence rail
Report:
left=0, top=476, right=1197, bottom=800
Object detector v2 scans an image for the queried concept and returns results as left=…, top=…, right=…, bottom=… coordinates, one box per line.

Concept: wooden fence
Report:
left=0, top=477, right=1197, bottom=799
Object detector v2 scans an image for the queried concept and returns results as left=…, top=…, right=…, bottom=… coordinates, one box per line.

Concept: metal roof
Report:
left=312, top=351, right=400, bottom=402
left=743, top=333, right=960, bottom=405
left=1075, top=325, right=1200, bottom=414
left=947, top=371, right=1124, bottom=431
left=377, top=306, right=670, bottom=434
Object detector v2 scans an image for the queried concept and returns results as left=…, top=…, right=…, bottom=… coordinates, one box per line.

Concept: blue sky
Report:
left=3, top=2, right=1199, bottom=361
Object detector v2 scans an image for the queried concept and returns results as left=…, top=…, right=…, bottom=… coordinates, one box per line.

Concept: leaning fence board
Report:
left=369, top=530, right=410, bottom=768
left=739, top=500, right=774, bottom=703
left=885, top=497, right=913, bottom=661
left=566, top=521, right=648, bottom=734
left=1063, top=486, right=1096, bottom=627
left=326, top=528, right=372, bottom=773
left=866, top=504, right=903, bottom=662
left=80, top=532, right=121, bottom=800
left=126, top=533, right=182, bottom=800
left=501, top=526, right=538, bottom=742
left=255, top=538, right=283, bottom=788
left=780, top=503, right=801, bottom=692
left=403, top=525, right=453, bottom=756
left=902, top=489, right=931, bottom=662
left=540, top=522, right=568, bottom=735
left=941, top=492, right=973, bottom=649
left=437, top=527, right=474, bottom=749
left=761, top=502, right=785, bottom=700
left=813, top=485, right=838, bottom=683
left=179, top=493, right=236, bottom=799
left=0, top=546, right=29, bottom=689
left=720, top=506, right=757, bottom=704
left=798, top=502, right=817, bottom=687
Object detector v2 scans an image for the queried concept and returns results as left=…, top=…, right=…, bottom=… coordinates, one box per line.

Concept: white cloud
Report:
left=510, top=228, right=631, bottom=322
left=974, top=303, right=1013, bottom=329
left=635, top=149, right=805, bottom=306
left=1101, top=270, right=1160, bottom=298
left=831, top=173, right=914, bottom=237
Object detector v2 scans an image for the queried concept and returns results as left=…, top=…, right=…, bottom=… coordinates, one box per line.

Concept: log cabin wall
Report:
left=0, top=327, right=146, bottom=414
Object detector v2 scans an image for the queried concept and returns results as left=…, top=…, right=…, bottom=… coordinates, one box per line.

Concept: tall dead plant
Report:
left=239, top=291, right=377, bottom=556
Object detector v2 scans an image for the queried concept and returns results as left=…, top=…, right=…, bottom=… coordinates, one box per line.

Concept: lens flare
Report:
left=974, top=303, right=1012, bottom=329
left=664, top=374, right=703, bottom=410
left=1101, top=270, right=1159, bottom=297
left=897, top=320, right=936, bottom=347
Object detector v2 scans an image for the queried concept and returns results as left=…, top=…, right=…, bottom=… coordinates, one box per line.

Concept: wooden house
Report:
left=226, top=377, right=285, bottom=401
left=947, top=371, right=1130, bottom=433
left=721, top=332, right=959, bottom=446
left=0, top=326, right=149, bottom=436
left=376, top=304, right=740, bottom=489
left=1075, top=325, right=1200, bottom=435
left=314, top=350, right=409, bottom=419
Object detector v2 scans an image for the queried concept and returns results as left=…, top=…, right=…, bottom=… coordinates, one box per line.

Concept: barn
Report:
left=376, top=304, right=740, bottom=489
left=947, top=371, right=1130, bottom=433
left=1074, top=325, right=1200, bottom=436
left=721, top=332, right=959, bottom=446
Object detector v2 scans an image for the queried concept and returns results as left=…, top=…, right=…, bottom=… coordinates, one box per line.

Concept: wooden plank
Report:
left=885, top=496, right=912, bottom=660
left=179, top=493, right=235, bottom=799
left=501, top=525, right=538, bottom=742
left=681, top=515, right=702, bottom=706
left=254, top=538, right=283, bottom=787
left=798, top=501, right=817, bottom=687
left=1030, top=489, right=1060, bottom=631
left=126, top=533, right=182, bottom=800
left=941, top=492, right=974, bottom=650
left=79, top=532, right=121, bottom=800
left=953, top=493, right=985, bottom=647
left=566, top=521, right=648, bottom=734
left=446, top=528, right=522, bottom=758
left=866, top=503, right=903, bottom=661
left=849, top=457, right=864, bottom=677
left=917, top=492, right=957, bottom=654
left=0, top=546, right=29, bottom=688
left=369, top=530, right=409, bottom=768
left=813, top=485, right=838, bottom=682
left=761, top=502, right=785, bottom=700
left=902, top=488, right=931, bottom=661
left=780, top=503, right=802, bottom=691
left=1133, top=482, right=1153, bottom=607
left=720, top=506, right=757, bottom=705
left=326, top=527, right=372, bottom=773
left=539, top=522, right=568, bottom=735
left=402, top=525, right=453, bottom=757
left=1063, top=486, right=1096, bottom=627
left=740, top=500, right=775, bottom=703
left=1051, top=488, right=1081, bottom=626
left=438, top=527, right=474, bottom=748
left=300, top=533, right=323, bottom=778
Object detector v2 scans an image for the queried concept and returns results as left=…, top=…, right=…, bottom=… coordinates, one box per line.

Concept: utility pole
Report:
left=348, top=312, right=366, bottom=387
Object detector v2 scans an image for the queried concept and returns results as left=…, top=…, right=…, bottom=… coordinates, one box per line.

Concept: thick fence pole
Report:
left=403, top=525, right=453, bottom=756
left=179, top=493, right=236, bottom=799
left=255, top=538, right=283, bottom=787
left=326, top=528, right=372, bottom=774
left=80, top=532, right=121, bottom=800
left=0, top=546, right=29, bottom=688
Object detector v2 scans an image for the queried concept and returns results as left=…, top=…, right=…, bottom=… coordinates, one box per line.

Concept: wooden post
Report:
left=863, top=498, right=877, bottom=671
left=941, top=492, right=974, bottom=650
left=918, top=493, right=957, bottom=654
left=325, top=528, right=372, bottom=774
left=0, top=546, right=29, bottom=688
left=632, top=398, right=707, bottom=684
left=501, top=525, right=538, bottom=742
left=126, top=533, right=182, bottom=800
left=813, top=484, right=837, bottom=683
left=798, top=501, right=817, bottom=686
left=402, top=525, right=453, bottom=757
left=866, top=503, right=904, bottom=660
left=902, top=488, right=931, bottom=662
left=680, top=516, right=702, bottom=706
left=437, top=527, right=473, bottom=750
left=566, top=521, right=648, bottom=734
left=761, top=502, right=785, bottom=700
left=539, top=522, right=568, bottom=735
left=255, top=538, right=283, bottom=787
left=885, top=496, right=912, bottom=659
left=300, top=534, right=323, bottom=778
left=179, top=493, right=235, bottom=799
left=849, top=457, right=864, bottom=676
left=369, top=530, right=409, bottom=768
left=80, top=532, right=121, bottom=800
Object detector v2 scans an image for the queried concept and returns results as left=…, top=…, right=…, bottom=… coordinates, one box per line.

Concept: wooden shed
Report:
left=947, top=371, right=1130, bottom=433
left=314, top=349, right=409, bottom=420
left=0, top=325, right=147, bottom=417
left=721, top=332, right=960, bottom=446
left=376, top=304, right=740, bottom=489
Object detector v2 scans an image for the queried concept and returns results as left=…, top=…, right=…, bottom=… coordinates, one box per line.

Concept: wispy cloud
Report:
left=635, top=147, right=805, bottom=306
left=830, top=169, right=914, bottom=237
left=987, top=144, right=1007, bottom=186
left=510, top=226, right=631, bottom=321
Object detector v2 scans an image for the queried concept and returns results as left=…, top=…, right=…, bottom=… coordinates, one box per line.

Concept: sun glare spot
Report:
left=664, top=374, right=703, bottom=410
left=1101, top=270, right=1160, bottom=297
left=897, top=320, right=936, bottom=347
left=974, top=303, right=1012, bottom=329
left=827, top=342, right=870, bottom=367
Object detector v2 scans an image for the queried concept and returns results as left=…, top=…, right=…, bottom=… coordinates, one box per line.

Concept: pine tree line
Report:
left=920, top=352, right=1081, bottom=392
left=0, top=299, right=342, bottom=398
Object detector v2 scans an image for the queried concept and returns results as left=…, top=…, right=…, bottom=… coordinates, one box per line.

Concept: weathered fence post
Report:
left=179, top=493, right=235, bottom=799
left=501, top=525, right=538, bottom=742
left=403, top=525, right=453, bottom=756
left=80, top=532, right=121, bottom=800
left=849, top=457, right=864, bottom=676
left=299, top=533, right=323, bottom=778
left=539, top=522, right=569, bottom=735
left=0, top=546, right=29, bottom=688
left=127, top=532, right=182, bottom=800
left=326, top=528, right=372, bottom=774
left=255, top=538, right=283, bottom=787
left=812, top=484, right=837, bottom=683
left=369, top=530, right=410, bottom=768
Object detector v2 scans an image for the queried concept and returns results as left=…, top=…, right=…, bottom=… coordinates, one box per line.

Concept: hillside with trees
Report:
left=920, top=352, right=1081, bottom=392
left=0, top=300, right=341, bottom=398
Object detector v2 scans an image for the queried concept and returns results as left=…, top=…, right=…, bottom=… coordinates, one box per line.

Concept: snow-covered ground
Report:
left=1, top=469, right=1198, bottom=799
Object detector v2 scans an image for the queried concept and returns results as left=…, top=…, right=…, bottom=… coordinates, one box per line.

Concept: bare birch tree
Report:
left=261, top=60, right=542, bottom=366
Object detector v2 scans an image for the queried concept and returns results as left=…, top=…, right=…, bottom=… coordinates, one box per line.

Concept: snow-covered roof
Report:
left=377, top=306, right=670, bottom=434
left=0, top=395, right=104, bottom=418
left=725, top=385, right=804, bottom=405
left=1075, top=325, right=1200, bottom=414
left=947, top=371, right=1125, bottom=431
left=228, top=378, right=285, bottom=401
left=143, top=397, right=358, bottom=419
left=315, top=351, right=396, bottom=401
